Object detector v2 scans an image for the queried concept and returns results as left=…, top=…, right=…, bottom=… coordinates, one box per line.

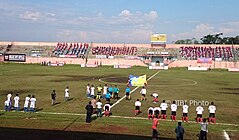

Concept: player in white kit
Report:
left=148, top=107, right=154, bottom=119
left=24, top=95, right=31, bottom=112
left=208, top=102, right=216, bottom=124
left=171, top=101, right=177, bottom=121
left=134, top=99, right=142, bottom=116
left=160, top=100, right=168, bottom=120
left=182, top=102, right=189, bottom=122
left=196, top=103, right=204, bottom=123
left=14, top=94, right=20, bottom=112
left=30, top=95, right=36, bottom=112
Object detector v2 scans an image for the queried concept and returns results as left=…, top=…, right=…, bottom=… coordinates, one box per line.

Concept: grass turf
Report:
left=0, top=63, right=239, bottom=139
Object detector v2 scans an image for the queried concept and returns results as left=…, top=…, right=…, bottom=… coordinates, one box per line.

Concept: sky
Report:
left=0, top=0, right=238, bottom=43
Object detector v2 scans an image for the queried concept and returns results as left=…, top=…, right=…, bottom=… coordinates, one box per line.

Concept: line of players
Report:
left=86, top=84, right=119, bottom=118
left=135, top=94, right=217, bottom=124
left=86, top=84, right=120, bottom=100
left=4, top=92, right=37, bottom=112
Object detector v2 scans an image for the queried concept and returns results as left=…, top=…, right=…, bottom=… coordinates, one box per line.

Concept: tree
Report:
left=174, top=38, right=200, bottom=44
left=173, top=33, right=239, bottom=44
left=200, top=33, right=223, bottom=44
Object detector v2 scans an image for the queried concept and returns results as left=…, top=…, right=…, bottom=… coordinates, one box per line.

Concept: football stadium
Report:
left=0, top=40, right=239, bottom=140
left=1, top=1, right=239, bottom=140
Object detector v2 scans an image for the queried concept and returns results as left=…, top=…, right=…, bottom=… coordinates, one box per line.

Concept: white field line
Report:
left=110, top=70, right=161, bottom=108
left=181, top=79, right=198, bottom=86
left=1, top=110, right=239, bottom=127
left=223, top=130, right=230, bottom=140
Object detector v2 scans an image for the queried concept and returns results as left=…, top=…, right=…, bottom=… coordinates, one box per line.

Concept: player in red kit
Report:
left=152, top=115, right=160, bottom=140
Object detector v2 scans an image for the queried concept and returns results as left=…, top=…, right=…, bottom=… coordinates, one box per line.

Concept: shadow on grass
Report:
left=0, top=127, right=174, bottom=140
left=18, top=108, right=43, bottom=112
left=52, top=102, right=61, bottom=106
left=35, top=108, right=43, bottom=112
left=65, top=98, right=74, bottom=102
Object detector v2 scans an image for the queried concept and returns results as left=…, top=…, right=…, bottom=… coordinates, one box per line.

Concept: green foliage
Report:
left=174, top=33, right=239, bottom=44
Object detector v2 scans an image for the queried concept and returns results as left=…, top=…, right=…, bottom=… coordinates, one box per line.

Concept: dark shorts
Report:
left=197, top=114, right=202, bottom=118
left=171, top=111, right=176, bottom=116
left=126, top=92, right=130, bottom=96
left=135, top=106, right=140, bottom=110
left=105, top=106, right=109, bottom=111
left=114, top=93, right=118, bottom=96
left=183, top=113, right=188, bottom=117
left=142, top=94, right=145, bottom=97
left=152, top=129, right=158, bottom=138
left=209, top=113, right=215, bottom=118
left=109, top=91, right=113, bottom=95
left=161, top=110, right=166, bottom=115
left=106, top=98, right=110, bottom=102
left=149, top=110, right=153, bottom=115
left=154, top=110, right=160, bottom=115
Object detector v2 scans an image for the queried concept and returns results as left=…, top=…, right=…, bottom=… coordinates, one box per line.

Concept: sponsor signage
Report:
left=114, top=64, right=132, bottom=68
left=151, top=34, right=167, bottom=43
left=4, top=54, right=26, bottom=62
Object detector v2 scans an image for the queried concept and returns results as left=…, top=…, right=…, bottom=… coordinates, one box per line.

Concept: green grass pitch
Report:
left=0, top=63, right=239, bottom=139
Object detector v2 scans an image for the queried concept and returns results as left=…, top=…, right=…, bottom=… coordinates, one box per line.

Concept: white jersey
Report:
left=182, top=105, right=189, bottom=113
left=135, top=101, right=141, bottom=107
left=208, top=105, right=216, bottom=113
left=152, top=93, right=158, bottom=98
left=154, top=107, right=161, bottom=112
left=160, top=102, right=168, bottom=110
left=14, top=96, right=20, bottom=107
left=65, top=88, right=69, bottom=97
left=148, top=107, right=154, bottom=114
left=196, top=106, right=204, bottom=114
left=86, top=85, right=90, bottom=93
left=96, top=102, right=103, bottom=109
left=4, top=100, right=9, bottom=106
left=103, top=86, right=108, bottom=95
left=200, top=122, right=208, bottom=132
left=24, top=97, right=30, bottom=108
left=104, top=104, right=111, bottom=111
left=140, top=88, right=146, bottom=95
left=171, top=104, right=177, bottom=112
left=90, top=87, right=95, bottom=96
left=7, top=94, right=12, bottom=101
left=30, top=98, right=36, bottom=108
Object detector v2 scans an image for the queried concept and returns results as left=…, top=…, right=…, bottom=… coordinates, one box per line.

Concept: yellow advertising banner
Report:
left=151, top=34, right=167, bottom=43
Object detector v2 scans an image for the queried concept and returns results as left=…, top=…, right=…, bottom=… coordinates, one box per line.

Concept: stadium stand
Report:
left=52, top=43, right=89, bottom=58
left=91, top=46, right=137, bottom=56
left=180, top=46, right=233, bottom=60
left=0, top=41, right=238, bottom=68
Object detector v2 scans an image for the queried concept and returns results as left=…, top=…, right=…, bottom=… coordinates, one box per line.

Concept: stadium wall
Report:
left=168, top=60, right=238, bottom=69
left=26, top=57, right=147, bottom=66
